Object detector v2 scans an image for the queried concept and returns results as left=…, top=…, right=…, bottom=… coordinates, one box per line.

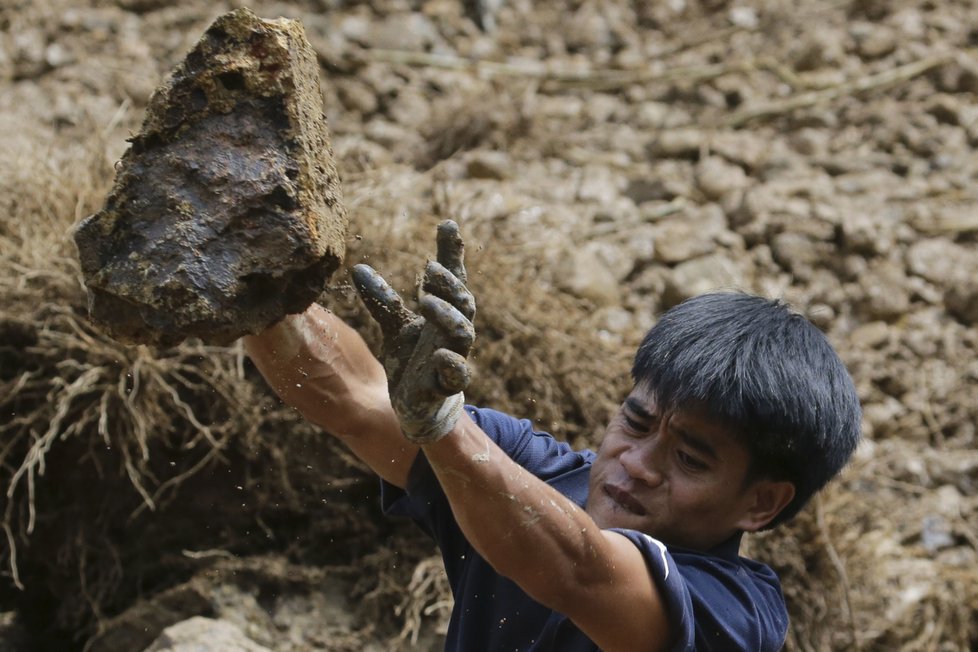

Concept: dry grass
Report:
left=0, top=118, right=272, bottom=636
left=0, top=105, right=627, bottom=646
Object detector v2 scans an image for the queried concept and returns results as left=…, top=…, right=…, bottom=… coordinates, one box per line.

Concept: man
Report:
left=244, top=220, right=862, bottom=651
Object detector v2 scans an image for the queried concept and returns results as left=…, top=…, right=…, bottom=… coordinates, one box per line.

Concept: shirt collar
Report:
left=709, top=531, right=743, bottom=560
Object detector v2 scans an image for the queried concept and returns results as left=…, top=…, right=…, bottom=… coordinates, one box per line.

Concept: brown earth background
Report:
left=2, top=0, right=978, bottom=650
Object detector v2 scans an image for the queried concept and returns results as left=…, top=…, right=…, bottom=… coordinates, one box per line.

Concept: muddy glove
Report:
left=352, top=220, right=476, bottom=444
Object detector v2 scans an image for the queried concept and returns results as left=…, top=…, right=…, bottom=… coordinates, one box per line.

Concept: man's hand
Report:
left=352, top=220, right=476, bottom=444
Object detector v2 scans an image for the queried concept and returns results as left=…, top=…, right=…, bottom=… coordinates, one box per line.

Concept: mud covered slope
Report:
left=1, top=0, right=978, bottom=651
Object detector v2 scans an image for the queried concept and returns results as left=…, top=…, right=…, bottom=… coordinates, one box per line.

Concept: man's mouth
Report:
left=603, top=484, right=648, bottom=516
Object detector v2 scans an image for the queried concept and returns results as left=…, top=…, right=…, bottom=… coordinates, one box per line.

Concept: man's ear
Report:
left=735, top=480, right=795, bottom=532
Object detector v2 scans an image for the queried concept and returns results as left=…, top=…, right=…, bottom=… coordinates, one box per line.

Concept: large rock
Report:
left=73, top=8, right=346, bottom=346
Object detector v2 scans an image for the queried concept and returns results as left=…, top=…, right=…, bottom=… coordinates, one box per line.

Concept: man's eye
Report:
left=624, top=415, right=645, bottom=431
left=677, top=451, right=707, bottom=471
left=623, top=411, right=660, bottom=433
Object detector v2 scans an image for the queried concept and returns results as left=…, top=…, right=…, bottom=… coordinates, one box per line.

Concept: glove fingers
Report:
left=436, top=220, right=467, bottom=284
left=351, top=264, right=416, bottom=341
left=423, top=260, right=476, bottom=320
left=419, top=295, right=475, bottom=355
left=433, top=348, right=471, bottom=394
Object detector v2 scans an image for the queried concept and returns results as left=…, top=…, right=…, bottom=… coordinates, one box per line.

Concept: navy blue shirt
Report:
left=382, top=407, right=789, bottom=651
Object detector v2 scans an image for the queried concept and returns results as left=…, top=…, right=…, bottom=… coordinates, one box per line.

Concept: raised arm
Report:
left=353, top=221, right=672, bottom=651
left=425, top=414, right=671, bottom=652
left=242, top=305, right=417, bottom=488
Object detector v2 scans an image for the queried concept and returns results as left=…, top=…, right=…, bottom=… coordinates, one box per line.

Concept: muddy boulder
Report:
left=73, top=8, right=346, bottom=347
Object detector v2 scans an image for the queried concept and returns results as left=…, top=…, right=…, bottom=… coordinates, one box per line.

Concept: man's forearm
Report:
left=243, top=304, right=417, bottom=487
left=244, top=306, right=373, bottom=430
left=423, top=414, right=616, bottom=607
left=421, top=413, right=668, bottom=651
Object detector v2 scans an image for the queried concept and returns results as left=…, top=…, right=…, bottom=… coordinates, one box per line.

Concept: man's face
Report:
left=585, top=384, right=765, bottom=551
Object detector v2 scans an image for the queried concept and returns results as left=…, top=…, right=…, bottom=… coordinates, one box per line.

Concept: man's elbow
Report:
left=491, top=552, right=613, bottom=617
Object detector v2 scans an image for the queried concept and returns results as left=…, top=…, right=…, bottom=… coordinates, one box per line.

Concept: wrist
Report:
left=398, top=392, right=465, bottom=444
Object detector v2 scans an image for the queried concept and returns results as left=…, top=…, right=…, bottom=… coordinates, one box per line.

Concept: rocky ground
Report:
left=2, top=0, right=978, bottom=650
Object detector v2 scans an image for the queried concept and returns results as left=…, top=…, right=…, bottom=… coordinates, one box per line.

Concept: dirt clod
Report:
left=73, top=8, right=346, bottom=347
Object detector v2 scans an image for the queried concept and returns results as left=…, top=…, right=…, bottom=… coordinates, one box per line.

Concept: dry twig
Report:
left=815, top=495, right=859, bottom=651
left=358, top=48, right=806, bottom=93
left=725, top=54, right=953, bottom=128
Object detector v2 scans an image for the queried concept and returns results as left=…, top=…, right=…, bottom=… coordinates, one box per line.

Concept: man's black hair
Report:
left=631, top=292, right=861, bottom=528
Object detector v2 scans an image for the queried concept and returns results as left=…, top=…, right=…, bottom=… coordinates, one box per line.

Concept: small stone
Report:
left=565, top=5, right=614, bottom=51
left=934, top=59, right=978, bottom=95
left=652, top=205, right=725, bottom=265
left=334, top=135, right=394, bottom=175
left=858, top=261, right=911, bottom=320
left=851, top=22, right=897, bottom=60
left=338, top=14, right=370, bottom=42
left=576, top=165, right=625, bottom=205
left=73, top=9, right=347, bottom=347
left=840, top=208, right=898, bottom=257
left=587, top=240, right=637, bottom=282
left=11, top=28, right=46, bottom=79
left=336, top=79, right=378, bottom=115
left=648, top=129, right=703, bottom=159
left=554, top=247, right=621, bottom=306
left=118, top=0, right=171, bottom=11
left=144, top=617, right=271, bottom=652
left=926, top=94, right=964, bottom=126
left=889, top=8, right=926, bottom=38
left=788, top=129, right=829, bottom=156
left=628, top=161, right=693, bottom=203
left=728, top=6, right=759, bottom=29
left=849, top=321, right=890, bottom=349
left=710, top=132, right=773, bottom=170
left=0, top=612, right=28, bottom=652
left=591, top=306, right=638, bottom=343
left=791, top=30, right=846, bottom=71
left=695, top=156, right=749, bottom=201
left=386, top=87, right=431, bottom=129
left=633, top=102, right=671, bottom=129
left=805, top=303, right=836, bottom=329
left=624, top=178, right=668, bottom=204
left=44, top=42, right=74, bottom=68
left=770, top=232, right=829, bottom=278
left=906, top=238, right=969, bottom=285
left=362, top=13, right=443, bottom=52
left=466, top=150, right=512, bottom=180
left=664, top=253, right=749, bottom=307
left=861, top=398, right=907, bottom=437
left=946, top=281, right=978, bottom=325
left=920, top=515, right=954, bottom=553
left=364, top=117, right=420, bottom=151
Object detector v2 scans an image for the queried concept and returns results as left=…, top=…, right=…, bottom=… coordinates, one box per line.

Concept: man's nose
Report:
left=619, top=440, right=664, bottom=488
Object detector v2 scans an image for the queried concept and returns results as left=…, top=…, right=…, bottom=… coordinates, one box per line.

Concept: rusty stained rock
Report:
left=74, top=8, right=346, bottom=346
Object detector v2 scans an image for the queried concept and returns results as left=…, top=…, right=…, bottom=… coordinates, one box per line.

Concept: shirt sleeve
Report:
left=610, top=529, right=788, bottom=652
left=465, top=406, right=588, bottom=480
left=381, top=406, right=587, bottom=513
left=610, top=529, right=696, bottom=652
left=379, top=406, right=593, bottom=580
